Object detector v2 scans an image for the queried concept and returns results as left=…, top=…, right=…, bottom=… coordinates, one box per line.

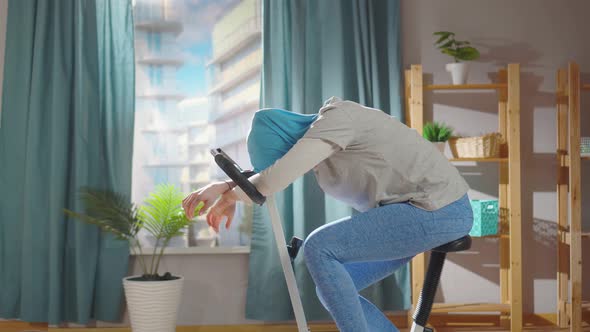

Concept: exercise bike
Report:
left=211, top=148, right=472, bottom=332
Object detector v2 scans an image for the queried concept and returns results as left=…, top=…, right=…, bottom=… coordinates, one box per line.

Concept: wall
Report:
left=0, top=0, right=7, bottom=123
left=401, top=0, right=590, bottom=314
left=97, top=254, right=257, bottom=327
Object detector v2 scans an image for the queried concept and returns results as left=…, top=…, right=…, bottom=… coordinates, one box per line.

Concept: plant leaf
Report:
left=140, top=184, right=194, bottom=241
left=423, top=122, right=453, bottom=142
left=438, top=40, right=455, bottom=50
left=63, top=187, right=141, bottom=241
left=441, top=48, right=458, bottom=57
left=456, top=46, right=480, bottom=61
left=433, top=31, right=454, bottom=36
left=434, top=32, right=451, bottom=45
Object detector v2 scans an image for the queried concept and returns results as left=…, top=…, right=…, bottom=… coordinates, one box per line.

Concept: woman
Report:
left=183, top=97, right=473, bottom=332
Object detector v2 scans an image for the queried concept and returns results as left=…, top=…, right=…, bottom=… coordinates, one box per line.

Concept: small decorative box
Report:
left=581, top=137, right=590, bottom=155
left=469, top=199, right=499, bottom=237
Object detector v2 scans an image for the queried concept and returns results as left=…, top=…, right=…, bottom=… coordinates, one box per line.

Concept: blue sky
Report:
left=176, top=43, right=211, bottom=97
left=174, top=0, right=239, bottom=98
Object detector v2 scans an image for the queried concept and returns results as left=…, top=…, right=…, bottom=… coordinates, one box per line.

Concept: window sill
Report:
left=130, top=246, right=250, bottom=255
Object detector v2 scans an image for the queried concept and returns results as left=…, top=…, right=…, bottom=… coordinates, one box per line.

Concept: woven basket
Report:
left=448, top=133, right=503, bottom=158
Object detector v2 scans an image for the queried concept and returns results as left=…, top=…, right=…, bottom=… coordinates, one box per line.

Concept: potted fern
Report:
left=64, top=184, right=204, bottom=332
left=423, top=121, right=454, bottom=154
left=434, top=31, right=480, bottom=84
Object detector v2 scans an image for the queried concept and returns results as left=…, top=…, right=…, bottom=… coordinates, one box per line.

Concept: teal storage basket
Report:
left=469, top=199, right=499, bottom=237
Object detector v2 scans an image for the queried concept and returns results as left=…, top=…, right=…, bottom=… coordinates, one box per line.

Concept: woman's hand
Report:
left=207, top=189, right=238, bottom=233
left=182, top=182, right=230, bottom=219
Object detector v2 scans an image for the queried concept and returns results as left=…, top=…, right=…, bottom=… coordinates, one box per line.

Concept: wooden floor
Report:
left=3, top=314, right=590, bottom=332
left=43, top=326, right=590, bottom=332
left=0, top=325, right=588, bottom=332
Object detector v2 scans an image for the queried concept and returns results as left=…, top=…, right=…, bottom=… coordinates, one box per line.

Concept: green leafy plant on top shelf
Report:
left=64, top=184, right=204, bottom=281
left=434, top=31, right=480, bottom=62
left=423, top=122, right=454, bottom=142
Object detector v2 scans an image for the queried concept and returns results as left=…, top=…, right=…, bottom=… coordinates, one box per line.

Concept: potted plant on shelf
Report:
left=434, top=31, right=480, bottom=85
left=423, top=121, right=453, bottom=154
left=64, top=184, right=204, bottom=332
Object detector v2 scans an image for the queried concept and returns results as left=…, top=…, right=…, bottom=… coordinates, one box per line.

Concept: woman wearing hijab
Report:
left=182, top=96, right=473, bottom=332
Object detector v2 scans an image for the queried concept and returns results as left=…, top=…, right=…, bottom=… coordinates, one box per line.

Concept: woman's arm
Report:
left=233, top=138, right=339, bottom=203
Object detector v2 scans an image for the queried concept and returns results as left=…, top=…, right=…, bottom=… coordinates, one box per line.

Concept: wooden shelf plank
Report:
left=582, top=155, right=590, bottom=160
left=582, top=84, right=590, bottom=90
left=449, top=157, right=508, bottom=162
left=582, top=232, right=590, bottom=238
left=583, top=301, right=590, bottom=309
left=432, top=302, right=510, bottom=313
left=472, top=234, right=509, bottom=239
left=425, top=83, right=507, bottom=90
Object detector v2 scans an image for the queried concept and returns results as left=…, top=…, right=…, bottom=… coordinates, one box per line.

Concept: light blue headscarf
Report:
left=247, top=108, right=318, bottom=172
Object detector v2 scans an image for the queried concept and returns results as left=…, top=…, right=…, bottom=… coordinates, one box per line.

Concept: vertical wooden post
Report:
left=410, top=65, right=424, bottom=134
left=507, top=63, right=523, bottom=331
left=408, top=65, right=425, bottom=328
left=556, top=68, right=570, bottom=328
left=405, top=69, right=411, bottom=128
left=568, top=62, right=582, bottom=332
left=497, top=68, right=510, bottom=329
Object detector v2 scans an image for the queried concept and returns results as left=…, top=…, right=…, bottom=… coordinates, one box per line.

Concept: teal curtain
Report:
left=0, top=0, right=135, bottom=324
left=246, top=0, right=406, bottom=321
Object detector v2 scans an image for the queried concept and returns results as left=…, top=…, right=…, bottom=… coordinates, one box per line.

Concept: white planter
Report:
left=433, top=142, right=446, bottom=154
left=123, top=276, right=184, bottom=332
left=445, top=62, right=470, bottom=85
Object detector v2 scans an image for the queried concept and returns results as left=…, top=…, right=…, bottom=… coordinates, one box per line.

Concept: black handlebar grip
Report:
left=210, top=148, right=266, bottom=205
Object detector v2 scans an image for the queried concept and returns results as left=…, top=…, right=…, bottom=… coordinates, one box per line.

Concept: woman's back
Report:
left=303, top=97, right=469, bottom=212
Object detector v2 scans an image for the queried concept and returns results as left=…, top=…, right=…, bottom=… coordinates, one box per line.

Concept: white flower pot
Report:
left=434, top=142, right=446, bottom=154
left=445, top=62, right=470, bottom=85
left=123, top=276, right=184, bottom=332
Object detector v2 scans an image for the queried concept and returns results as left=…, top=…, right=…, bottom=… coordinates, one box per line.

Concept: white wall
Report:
left=101, top=254, right=256, bottom=326
left=0, top=0, right=7, bottom=123
left=401, top=0, right=590, bottom=314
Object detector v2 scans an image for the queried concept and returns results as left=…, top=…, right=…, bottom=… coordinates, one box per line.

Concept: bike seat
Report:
left=432, top=235, right=472, bottom=253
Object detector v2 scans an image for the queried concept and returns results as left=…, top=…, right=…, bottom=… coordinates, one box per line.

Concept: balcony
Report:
left=222, top=83, right=259, bottom=111
left=134, top=2, right=183, bottom=34
left=209, top=54, right=262, bottom=95
left=209, top=84, right=259, bottom=123
left=144, top=158, right=188, bottom=168
left=209, top=17, right=261, bottom=65
left=137, top=84, right=185, bottom=100
left=136, top=44, right=184, bottom=66
left=209, top=49, right=261, bottom=94
left=141, top=125, right=186, bottom=134
left=189, top=139, right=209, bottom=146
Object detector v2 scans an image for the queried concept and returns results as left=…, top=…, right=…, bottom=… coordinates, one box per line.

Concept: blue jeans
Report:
left=303, top=194, right=473, bottom=332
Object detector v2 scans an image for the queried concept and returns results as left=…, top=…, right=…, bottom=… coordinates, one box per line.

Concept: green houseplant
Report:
left=64, top=184, right=204, bottom=332
left=434, top=31, right=480, bottom=84
left=423, top=121, right=454, bottom=154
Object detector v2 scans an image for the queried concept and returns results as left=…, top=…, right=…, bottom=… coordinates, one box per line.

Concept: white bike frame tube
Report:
left=266, top=196, right=309, bottom=332
left=410, top=322, right=425, bottom=332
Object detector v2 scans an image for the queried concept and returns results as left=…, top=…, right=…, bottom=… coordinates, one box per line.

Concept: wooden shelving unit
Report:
left=556, top=62, right=589, bottom=331
left=404, top=64, right=523, bottom=331
left=449, top=157, right=508, bottom=163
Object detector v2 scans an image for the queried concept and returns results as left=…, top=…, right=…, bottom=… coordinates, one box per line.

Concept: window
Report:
left=132, top=0, right=262, bottom=251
